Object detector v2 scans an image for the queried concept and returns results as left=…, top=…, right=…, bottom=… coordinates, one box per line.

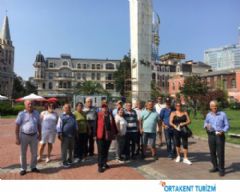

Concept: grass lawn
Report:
left=189, top=109, right=240, bottom=145
left=0, top=115, right=17, bottom=119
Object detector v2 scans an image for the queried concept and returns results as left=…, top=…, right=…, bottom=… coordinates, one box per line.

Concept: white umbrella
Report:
left=0, top=95, right=8, bottom=100
left=22, top=93, right=46, bottom=101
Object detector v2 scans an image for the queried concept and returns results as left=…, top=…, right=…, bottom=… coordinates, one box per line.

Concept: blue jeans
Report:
left=164, top=128, right=176, bottom=157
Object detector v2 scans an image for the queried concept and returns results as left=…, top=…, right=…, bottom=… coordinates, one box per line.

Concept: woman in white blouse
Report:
left=115, top=108, right=127, bottom=162
left=38, top=103, right=58, bottom=163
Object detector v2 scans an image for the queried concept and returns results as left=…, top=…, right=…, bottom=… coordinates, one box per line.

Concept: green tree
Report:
left=25, top=81, right=37, bottom=95
left=113, top=54, right=131, bottom=97
left=12, top=74, right=26, bottom=98
left=180, top=75, right=208, bottom=118
left=75, top=81, right=110, bottom=96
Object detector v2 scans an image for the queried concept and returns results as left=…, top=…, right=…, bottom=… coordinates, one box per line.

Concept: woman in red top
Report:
left=97, top=104, right=117, bottom=173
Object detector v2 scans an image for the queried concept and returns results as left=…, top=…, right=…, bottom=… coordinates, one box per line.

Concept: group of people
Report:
left=15, top=96, right=229, bottom=177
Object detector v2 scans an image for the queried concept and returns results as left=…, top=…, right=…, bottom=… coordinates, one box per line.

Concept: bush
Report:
left=229, top=101, right=240, bottom=110
left=0, top=102, right=25, bottom=116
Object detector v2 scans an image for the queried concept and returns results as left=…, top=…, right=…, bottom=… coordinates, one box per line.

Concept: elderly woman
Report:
left=96, top=104, right=118, bottom=173
left=38, top=103, right=58, bottom=163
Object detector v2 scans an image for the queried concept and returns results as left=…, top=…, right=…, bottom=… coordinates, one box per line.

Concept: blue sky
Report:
left=0, top=0, right=239, bottom=80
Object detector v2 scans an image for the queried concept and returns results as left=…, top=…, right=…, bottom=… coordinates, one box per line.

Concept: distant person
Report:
left=38, top=103, right=58, bottom=163
left=133, top=100, right=143, bottom=156
left=160, top=98, right=176, bottom=159
left=83, top=97, right=97, bottom=156
left=57, top=103, right=77, bottom=168
left=169, top=101, right=192, bottom=165
left=154, top=96, right=166, bottom=146
left=15, top=100, right=41, bottom=176
left=141, top=100, right=161, bottom=160
left=124, top=101, right=139, bottom=160
left=96, top=104, right=117, bottom=173
left=204, top=100, right=229, bottom=177
left=112, top=100, right=123, bottom=117
left=73, top=102, right=89, bottom=162
left=115, top=108, right=127, bottom=162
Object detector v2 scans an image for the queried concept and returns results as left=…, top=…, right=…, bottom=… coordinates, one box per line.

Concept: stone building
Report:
left=0, top=16, right=14, bottom=98
left=33, top=53, right=120, bottom=98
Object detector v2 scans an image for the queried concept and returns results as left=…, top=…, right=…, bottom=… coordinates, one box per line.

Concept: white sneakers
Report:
left=183, top=158, right=192, bottom=165
left=175, top=156, right=181, bottom=163
left=175, top=156, right=192, bottom=165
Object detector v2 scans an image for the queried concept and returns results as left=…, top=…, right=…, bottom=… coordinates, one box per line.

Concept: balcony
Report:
left=54, top=76, right=75, bottom=80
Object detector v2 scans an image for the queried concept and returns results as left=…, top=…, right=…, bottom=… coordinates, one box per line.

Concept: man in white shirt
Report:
left=15, top=100, right=41, bottom=176
left=154, top=96, right=166, bottom=146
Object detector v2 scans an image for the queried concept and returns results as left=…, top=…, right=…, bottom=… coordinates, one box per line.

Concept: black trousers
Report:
left=74, top=133, right=88, bottom=159
left=124, top=132, right=139, bottom=158
left=97, top=139, right=111, bottom=168
left=86, top=121, right=96, bottom=155
left=208, top=132, right=225, bottom=172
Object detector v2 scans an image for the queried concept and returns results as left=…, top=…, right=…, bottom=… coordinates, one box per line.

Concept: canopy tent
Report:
left=0, top=95, right=8, bottom=100
left=15, top=93, right=46, bottom=102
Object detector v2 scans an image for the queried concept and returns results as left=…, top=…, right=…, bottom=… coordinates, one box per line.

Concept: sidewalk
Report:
left=0, top=118, right=240, bottom=180
left=0, top=119, right=144, bottom=180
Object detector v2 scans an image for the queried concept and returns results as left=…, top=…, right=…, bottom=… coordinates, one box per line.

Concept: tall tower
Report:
left=152, top=12, right=160, bottom=61
left=129, top=0, right=153, bottom=102
left=0, top=15, right=14, bottom=98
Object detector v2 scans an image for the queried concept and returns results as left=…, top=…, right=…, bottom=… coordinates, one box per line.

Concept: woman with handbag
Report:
left=169, top=101, right=192, bottom=165
left=96, top=104, right=118, bottom=173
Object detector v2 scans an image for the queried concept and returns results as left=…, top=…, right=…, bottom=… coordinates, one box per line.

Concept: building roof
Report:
left=201, top=68, right=240, bottom=77
left=1, top=16, right=11, bottom=40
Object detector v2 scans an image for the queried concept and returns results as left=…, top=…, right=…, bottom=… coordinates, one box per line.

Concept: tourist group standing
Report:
left=15, top=97, right=229, bottom=177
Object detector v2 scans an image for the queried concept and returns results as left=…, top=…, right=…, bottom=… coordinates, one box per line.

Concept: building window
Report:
left=152, top=73, right=156, bottom=80
left=77, top=73, right=81, bottom=79
left=68, top=82, right=71, bottom=88
left=63, top=61, right=68, bottom=66
left=97, top=73, right=101, bottom=80
left=91, top=73, right=95, bottom=80
left=223, top=79, right=227, bottom=89
left=48, top=73, right=53, bottom=79
left=42, top=83, right=45, bottom=89
left=59, top=82, right=62, bottom=88
left=49, top=82, right=53, bottom=90
left=97, top=64, right=101, bottom=69
left=231, top=79, right=236, bottom=88
left=106, top=63, right=114, bottom=70
left=106, top=73, right=113, bottom=80
left=92, top=64, right=95, bottom=69
left=83, top=64, right=87, bottom=69
left=83, top=73, right=86, bottom=80
left=77, top=63, right=81, bottom=69
left=106, top=83, right=114, bottom=90
left=49, top=63, right=54, bottom=68
left=63, top=82, right=67, bottom=88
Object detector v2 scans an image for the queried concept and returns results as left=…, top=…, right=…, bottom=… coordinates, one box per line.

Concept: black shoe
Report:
left=209, top=168, right=219, bottom=173
left=141, top=154, right=146, bottom=160
left=153, top=155, right=158, bottom=160
left=31, top=168, right=40, bottom=173
left=103, top=164, right=110, bottom=169
left=98, top=167, right=104, bottom=173
left=19, top=170, right=26, bottom=176
left=219, top=171, right=225, bottom=177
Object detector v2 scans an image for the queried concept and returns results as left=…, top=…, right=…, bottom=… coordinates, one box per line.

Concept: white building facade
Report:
left=204, top=27, right=240, bottom=71
left=33, top=53, right=120, bottom=98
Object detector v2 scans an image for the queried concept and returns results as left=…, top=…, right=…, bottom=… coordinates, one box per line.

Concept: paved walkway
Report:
left=0, top=118, right=240, bottom=180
